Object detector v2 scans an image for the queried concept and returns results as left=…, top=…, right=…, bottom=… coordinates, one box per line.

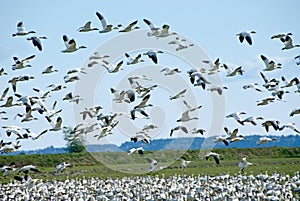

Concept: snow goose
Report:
left=236, top=31, right=256, bottom=45
left=119, top=20, right=140, bottom=32
left=280, top=35, right=300, bottom=50
left=224, top=127, right=239, bottom=139
left=143, top=50, right=163, bottom=64
left=207, top=85, right=227, bottom=95
left=223, top=64, right=244, bottom=76
left=176, top=110, right=198, bottom=122
left=242, top=83, right=262, bottom=92
left=169, top=89, right=186, bottom=100
left=143, top=19, right=160, bottom=36
left=67, top=67, right=86, bottom=74
left=96, top=11, right=119, bottom=33
left=56, top=162, right=72, bottom=173
left=148, top=158, right=158, bottom=172
left=261, top=120, right=280, bottom=132
left=226, top=112, right=246, bottom=125
left=12, top=21, right=36, bottom=37
left=289, top=108, right=300, bottom=117
left=47, top=84, right=67, bottom=92
left=271, top=32, right=292, bottom=39
left=23, top=128, right=48, bottom=140
left=0, top=162, right=16, bottom=176
left=241, top=116, right=264, bottom=126
left=169, top=125, right=188, bottom=137
left=160, top=67, right=181, bottom=76
left=27, top=36, right=47, bottom=51
left=0, top=67, right=8, bottom=76
left=130, top=108, right=149, bottom=120
left=61, top=35, right=86, bottom=53
left=42, top=65, right=58, bottom=74
left=125, top=53, right=144, bottom=65
left=8, top=75, right=34, bottom=92
left=205, top=152, right=220, bottom=165
left=77, top=21, right=99, bottom=32
left=133, top=94, right=153, bottom=109
left=203, top=58, right=222, bottom=75
left=156, top=24, right=177, bottom=38
left=279, top=123, right=300, bottom=134
left=256, top=96, right=276, bottom=106
left=214, top=136, right=229, bottom=146
left=0, top=87, right=9, bottom=101
left=256, top=136, right=277, bottom=145
left=0, top=141, right=21, bottom=154
left=183, top=100, right=202, bottom=112
left=62, top=92, right=82, bottom=104
left=130, top=133, right=151, bottom=144
left=80, top=106, right=102, bottom=120
left=12, top=55, right=35, bottom=70
left=45, top=116, right=63, bottom=131
left=102, top=60, right=124, bottom=73
left=260, top=72, right=280, bottom=91
left=189, top=71, right=211, bottom=89
left=137, top=124, right=158, bottom=134
left=128, top=147, right=145, bottom=155
left=15, top=105, right=38, bottom=122
left=0, top=96, right=21, bottom=108
left=18, top=165, right=40, bottom=174
left=191, top=128, right=206, bottom=135
left=260, top=55, right=282, bottom=71
left=180, top=158, right=191, bottom=171
left=238, top=157, right=253, bottom=173
left=168, top=37, right=194, bottom=51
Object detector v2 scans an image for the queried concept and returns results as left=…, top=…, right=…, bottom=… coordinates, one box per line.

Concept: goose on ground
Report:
left=261, top=120, right=280, bottom=132
left=180, top=158, right=191, bottom=171
left=143, top=50, right=163, bottom=64
left=18, top=165, right=40, bottom=174
left=77, top=21, right=99, bottom=32
left=260, top=55, right=282, bottom=71
left=61, top=35, right=86, bottom=53
left=156, top=24, right=177, bottom=38
left=96, top=12, right=118, bottom=33
left=279, top=123, right=300, bottom=134
left=169, top=89, right=186, bottom=100
left=119, top=20, right=140, bottom=32
left=148, top=158, right=158, bottom=172
left=169, top=125, right=188, bottom=137
left=205, top=152, right=220, bottom=165
left=143, top=19, right=160, bottom=36
left=12, top=55, right=35, bottom=70
left=236, top=31, right=256, bottom=45
left=160, top=67, right=181, bottom=76
left=56, top=162, right=72, bottom=173
left=271, top=32, right=292, bottom=39
left=27, top=36, right=47, bottom=51
left=289, top=108, right=300, bottom=117
left=12, top=21, right=36, bottom=37
left=102, top=60, right=124, bottom=73
left=128, top=147, right=145, bottom=155
left=42, top=65, right=58, bottom=74
left=226, top=112, right=246, bottom=125
left=242, top=83, right=262, bottom=92
left=241, top=116, right=264, bottom=126
left=222, top=64, right=244, bottom=77
left=256, top=136, right=277, bottom=145
left=125, top=53, right=144, bottom=65
left=280, top=35, right=300, bottom=50
left=176, top=110, right=198, bottom=122
left=238, top=157, right=253, bottom=173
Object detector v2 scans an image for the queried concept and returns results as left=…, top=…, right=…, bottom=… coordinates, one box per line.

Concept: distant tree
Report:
left=63, top=127, right=86, bottom=153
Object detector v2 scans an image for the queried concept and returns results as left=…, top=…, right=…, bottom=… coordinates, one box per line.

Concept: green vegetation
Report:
left=63, top=127, right=86, bottom=153
left=0, top=147, right=299, bottom=183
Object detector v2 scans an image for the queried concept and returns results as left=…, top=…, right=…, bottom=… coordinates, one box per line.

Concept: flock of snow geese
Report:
left=0, top=9, right=300, bottom=197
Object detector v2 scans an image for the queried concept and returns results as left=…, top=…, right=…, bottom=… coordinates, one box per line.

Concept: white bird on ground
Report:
left=12, top=21, right=36, bottom=37
left=238, top=157, right=253, bottom=173
left=61, top=35, right=86, bottom=53
left=226, top=112, right=246, bottom=125
left=77, top=21, right=99, bottom=32
left=143, top=50, right=163, bottom=64
left=27, top=36, right=47, bottom=51
left=280, top=35, right=300, bottom=50
left=128, top=147, right=145, bottom=155
left=180, top=158, right=191, bottom=171
left=169, top=125, right=188, bottom=137
left=148, top=158, right=158, bottom=172
left=205, top=152, right=220, bottom=165
left=260, top=55, right=282, bottom=71
left=256, top=137, right=277, bottom=145
left=279, top=123, right=300, bottom=134
left=96, top=11, right=118, bottom=33
left=119, top=20, right=140, bottom=32
left=242, top=83, right=262, bottom=92
left=143, top=19, right=160, bottom=36
left=236, top=31, right=256, bottom=45
left=56, top=162, right=72, bottom=173
left=0, top=162, right=16, bottom=176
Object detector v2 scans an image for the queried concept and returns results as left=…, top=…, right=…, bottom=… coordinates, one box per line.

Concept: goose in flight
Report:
left=261, top=120, right=280, bottom=132
left=223, top=64, right=244, bottom=77
left=27, top=36, right=47, bottom=51
left=143, top=19, right=160, bottom=36
left=102, top=60, right=124, bottom=73
left=8, top=75, right=35, bottom=92
left=42, top=65, right=58, bottom=74
left=80, top=106, right=102, bottom=120
left=0, top=96, right=21, bottom=108
left=260, top=55, right=282, bottom=71
left=203, top=58, right=222, bottom=75
left=61, top=35, right=86, bottom=53
left=224, top=127, right=239, bottom=139
left=177, top=110, right=198, bottom=122
left=130, top=108, right=149, bottom=120
left=125, top=53, right=144, bottom=65
left=15, top=105, right=38, bottom=122
left=130, top=133, right=151, bottom=144
left=96, top=11, right=118, bottom=33
left=160, top=67, right=181, bottom=76
left=290, top=108, right=300, bottom=117
left=12, top=21, right=36, bottom=37
left=12, top=55, right=35, bottom=71
left=169, top=89, right=186, bottom=100
left=168, top=37, right=194, bottom=51
left=23, top=128, right=48, bottom=140
left=279, top=123, right=300, bottom=134
left=0, top=68, right=8, bottom=76
left=128, top=147, right=145, bottom=155
left=256, top=136, right=277, bottom=145
left=156, top=24, right=177, bottom=38
left=191, top=128, right=206, bottom=135
left=183, top=100, right=202, bottom=112
left=143, top=50, right=163, bottom=64
left=0, top=87, right=9, bottom=101
left=137, top=124, right=158, bottom=134
left=238, top=157, right=253, bottom=173
left=45, top=116, right=63, bottom=131
left=205, top=152, right=220, bottom=165
left=0, top=162, right=16, bottom=176
left=56, top=162, right=72, bottom=173
left=214, top=136, right=229, bottom=146
left=207, top=85, right=228, bottom=95
left=62, top=92, right=82, bottom=104
left=119, top=20, right=140, bottom=32
left=169, top=125, right=188, bottom=137
left=271, top=32, right=292, bottom=39
left=188, top=70, right=211, bottom=89
left=242, top=83, right=262, bottom=92
left=280, top=35, right=300, bottom=50
left=47, top=84, right=67, bottom=92
left=260, top=72, right=280, bottom=91
left=0, top=141, right=21, bottom=154
left=18, top=165, right=40, bottom=174
left=77, top=21, right=99, bottom=32
left=256, top=96, right=276, bottom=106
left=133, top=94, right=153, bottom=109
left=241, top=116, right=264, bottom=126
left=226, top=112, right=246, bottom=125
left=236, top=31, right=256, bottom=45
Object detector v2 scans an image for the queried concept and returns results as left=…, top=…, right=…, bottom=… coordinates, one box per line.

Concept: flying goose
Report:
left=8, top=75, right=35, bottom=93
left=45, top=116, right=63, bottom=131
left=80, top=106, right=102, bottom=120
left=241, top=116, right=264, bottom=126
left=183, top=100, right=202, bottom=112
left=67, top=67, right=86, bottom=74
left=102, top=60, right=124, bottom=73
left=119, top=20, right=140, bottom=32
left=18, top=165, right=40, bottom=174
left=130, top=133, right=151, bottom=144
left=12, top=55, right=35, bottom=70
left=224, top=127, right=239, bottom=139
left=226, top=112, right=246, bottom=125
left=143, top=50, right=163, bottom=64
left=27, top=36, right=47, bottom=51
left=128, top=147, right=145, bottom=155
left=77, top=21, right=99, bottom=32
left=280, top=35, right=300, bottom=50
left=236, top=31, right=256, bottom=45
left=271, top=32, right=292, bottom=39
left=260, top=55, right=282, bottom=71
left=256, top=136, right=277, bottom=145
left=191, top=128, right=206, bottom=135
left=279, top=123, right=300, bottom=134
left=47, top=84, right=67, bottom=92
left=168, top=37, right=194, bottom=51
left=0, top=68, right=8, bottom=76
left=207, top=85, right=228, bottom=95
left=290, top=108, right=300, bottom=117
left=62, top=92, right=82, bottom=104
left=176, top=110, right=198, bottom=122
left=0, top=87, right=9, bottom=101
left=136, top=124, right=158, bottom=134
left=256, top=96, right=276, bottom=106
left=156, top=24, right=177, bottom=38
left=205, top=152, right=220, bottom=165
left=130, top=108, right=149, bottom=120
left=160, top=67, right=181, bottom=76
left=169, top=89, right=186, bottom=100
left=12, top=21, right=36, bottom=37
left=223, top=64, right=244, bottom=76
left=133, top=94, right=153, bottom=109
left=0, top=141, right=21, bottom=154
left=96, top=11, right=118, bottom=33
left=202, top=58, right=221, bottom=73
left=214, top=136, right=229, bottom=146
left=0, top=96, right=21, bottom=108
left=125, top=53, right=144, bottom=65
left=143, top=19, right=160, bottom=36
left=169, top=125, right=188, bottom=137
left=42, top=65, right=58, bottom=74
left=187, top=70, right=211, bottom=89
left=15, top=105, right=38, bottom=122
left=262, top=120, right=280, bottom=132
left=23, top=128, right=48, bottom=140
left=242, top=83, right=262, bottom=92
left=61, top=35, right=86, bottom=53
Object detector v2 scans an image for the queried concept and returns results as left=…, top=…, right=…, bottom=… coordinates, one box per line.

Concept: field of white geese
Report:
left=1, top=1, right=300, bottom=200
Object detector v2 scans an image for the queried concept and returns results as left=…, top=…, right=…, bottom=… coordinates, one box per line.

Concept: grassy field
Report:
left=0, top=147, right=299, bottom=183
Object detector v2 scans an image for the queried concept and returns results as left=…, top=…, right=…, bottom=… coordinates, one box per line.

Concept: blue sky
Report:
left=0, top=0, right=300, bottom=151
